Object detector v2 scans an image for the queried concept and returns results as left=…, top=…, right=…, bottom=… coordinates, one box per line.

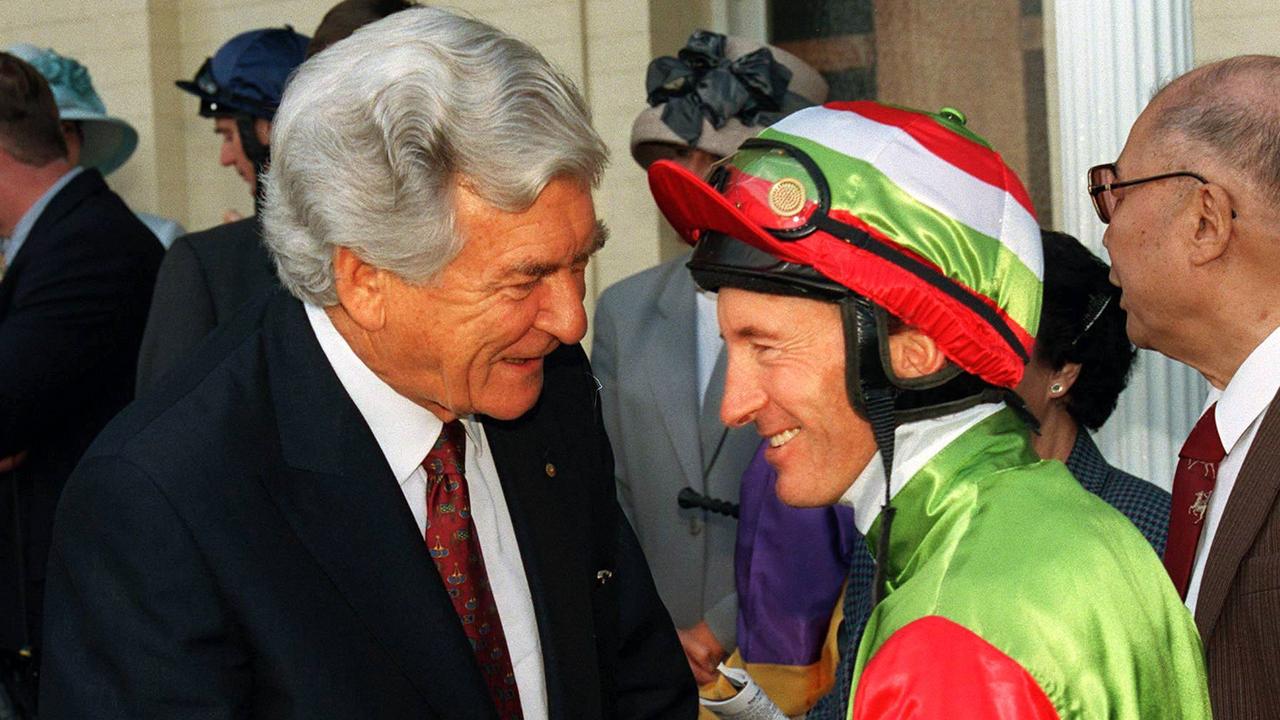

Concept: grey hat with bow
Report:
left=630, top=31, right=829, bottom=165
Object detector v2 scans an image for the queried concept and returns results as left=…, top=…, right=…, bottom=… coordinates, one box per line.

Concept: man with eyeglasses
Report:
left=1096, top=54, right=1280, bottom=719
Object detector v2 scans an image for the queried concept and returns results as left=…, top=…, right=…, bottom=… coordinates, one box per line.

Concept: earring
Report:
left=1049, top=382, right=1064, bottom=395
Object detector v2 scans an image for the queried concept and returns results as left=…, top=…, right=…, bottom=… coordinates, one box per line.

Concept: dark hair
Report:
left=1036, top=230, right=1136, bottom=430
left=308, top=0, right=419, bottom=58
left=0, top=52, right=67, bottom=166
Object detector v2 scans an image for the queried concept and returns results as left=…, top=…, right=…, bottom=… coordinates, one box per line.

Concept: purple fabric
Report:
left=735, top=441, right=859, bottom=666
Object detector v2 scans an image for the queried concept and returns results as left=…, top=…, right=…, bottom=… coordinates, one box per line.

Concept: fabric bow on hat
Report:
left=24, top=51, right=105, bottom=116
left=645, top=30, right=794, bottom=146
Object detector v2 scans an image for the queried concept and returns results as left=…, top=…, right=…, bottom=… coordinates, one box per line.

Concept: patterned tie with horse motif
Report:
left=424, top=420, right=523, bottom=718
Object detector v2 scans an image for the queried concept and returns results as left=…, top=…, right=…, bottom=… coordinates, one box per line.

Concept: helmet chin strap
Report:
left=235, top=114, right=271, bottom=216
left=839, top=298, right=898, bottom=604
left=837, top=297, right=1034, bottom=604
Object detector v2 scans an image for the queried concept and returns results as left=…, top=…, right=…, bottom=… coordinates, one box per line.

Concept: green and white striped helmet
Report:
left=650, top=100, right=1042, bottom=389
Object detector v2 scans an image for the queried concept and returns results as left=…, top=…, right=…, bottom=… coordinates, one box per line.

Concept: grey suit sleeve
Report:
left=40, top=455, right=249, bottom=719
left=591, top=295, right=639, bottom=529
left=135, top=236, right=217, bottom=396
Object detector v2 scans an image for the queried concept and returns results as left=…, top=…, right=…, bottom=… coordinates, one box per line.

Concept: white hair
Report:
left=261, top=7, right=608, bottom=305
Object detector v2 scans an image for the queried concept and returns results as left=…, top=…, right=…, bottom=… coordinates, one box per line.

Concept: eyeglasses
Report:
left=1087, top=163, right=1235, bottom=224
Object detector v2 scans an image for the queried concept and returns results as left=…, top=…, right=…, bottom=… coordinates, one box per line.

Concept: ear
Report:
left=1189, top=182, right=1234, bottom=265
left=1048, top=361, right=1082, bottom=397
left=887, top=326, right=948, bottom=379
left=254, top=118, right=273, bottom=147
left=332, top=246, right=387, bottom=331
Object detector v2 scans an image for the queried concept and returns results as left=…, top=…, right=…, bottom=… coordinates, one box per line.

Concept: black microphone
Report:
left=677, top=487, right=740, bottom=519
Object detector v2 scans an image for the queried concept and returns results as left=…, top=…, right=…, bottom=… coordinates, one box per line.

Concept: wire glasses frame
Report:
left=1087, top=163, right=1236, bottom=224
left=1087, top=163, right=1209, bottom=224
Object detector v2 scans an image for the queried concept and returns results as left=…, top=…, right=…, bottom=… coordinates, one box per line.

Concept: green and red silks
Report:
left=848, top=408, right=1210, bottom=719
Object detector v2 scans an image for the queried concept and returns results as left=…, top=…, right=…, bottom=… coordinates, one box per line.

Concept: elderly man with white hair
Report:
left=38, top=9, right=696, bottom=720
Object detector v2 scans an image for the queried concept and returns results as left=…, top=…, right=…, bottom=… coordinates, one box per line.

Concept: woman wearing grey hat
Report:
left=593, top=29, right=828, bottom=688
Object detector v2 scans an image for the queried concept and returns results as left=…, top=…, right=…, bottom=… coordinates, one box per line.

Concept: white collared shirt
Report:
left=839, top=402, right=1005, bottom=534
left=1, top=166, right=82, bottom=265
left=304, top=303, right=548, bottom=719
left=1185, top=324, right=1280, bottom=614
left=694, top=287, right=722, bottom=410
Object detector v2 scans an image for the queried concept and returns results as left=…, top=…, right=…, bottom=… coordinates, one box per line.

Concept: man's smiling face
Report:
left=717, top=288, right=876, bottom=507
left=371, top=176, right=605, bottom=421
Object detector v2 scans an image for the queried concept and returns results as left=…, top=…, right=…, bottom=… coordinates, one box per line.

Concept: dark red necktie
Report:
left=424, top=420, right=523, bottom=718
left=1163, top=404, right=1226, bottom=599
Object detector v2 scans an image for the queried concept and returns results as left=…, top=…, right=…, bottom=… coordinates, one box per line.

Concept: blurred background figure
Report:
left=175, top=26, right=308, bottom=216
left=1016, top=229, right=1169, bottom=553
left=0, top=51, right=161, bottom=718
left=5, top=45, right=186, bottom=248
left=592, top=30, right=828, bottom=689
left=309, top=0, right=418, bottom=56
left=135, top=25, right=309, bottom=394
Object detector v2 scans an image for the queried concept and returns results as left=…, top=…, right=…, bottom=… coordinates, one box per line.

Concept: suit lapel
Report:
left=649, top=261, right=703, bottom=488
left=1, top=170, right=104, bottom=311
left=483, top=406, right=598, bottom=719
left=261, top=296, right=496, bottom=719
left=1195, top=388, right=1280, bottom=639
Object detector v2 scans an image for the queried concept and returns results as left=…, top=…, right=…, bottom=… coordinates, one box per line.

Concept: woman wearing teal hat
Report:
left=5, top=44, right=186, bottom=247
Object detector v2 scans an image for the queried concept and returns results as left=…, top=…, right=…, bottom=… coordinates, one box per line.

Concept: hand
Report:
left=677, top=620, right=726, bottom=686
left=0, top=451, right=28, bottom=473
left=222, top=209, right=245, bottom=224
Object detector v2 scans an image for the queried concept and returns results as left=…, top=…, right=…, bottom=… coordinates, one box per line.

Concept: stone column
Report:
left=1049, top=0, right=1201, bottom=489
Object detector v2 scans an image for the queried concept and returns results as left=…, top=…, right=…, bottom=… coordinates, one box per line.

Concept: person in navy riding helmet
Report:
left=176, top=26, right=308, bottom=212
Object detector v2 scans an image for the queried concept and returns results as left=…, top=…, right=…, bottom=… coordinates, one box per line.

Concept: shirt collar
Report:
left=839, top=402, right=1005, bottom=534
left=304, top=302, right=482, bottom=484
left=1212, top=324, right=1280, bottom=454
left=3, top=166, right=83, bottom=266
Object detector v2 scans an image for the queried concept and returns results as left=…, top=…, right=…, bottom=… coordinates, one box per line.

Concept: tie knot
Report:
left=424, top=420, right=466, bottom=476
left=1180, top=403, right=1226, bottom=463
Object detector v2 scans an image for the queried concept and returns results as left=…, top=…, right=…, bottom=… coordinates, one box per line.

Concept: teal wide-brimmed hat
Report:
left=6, top=44, right=139, bottom=176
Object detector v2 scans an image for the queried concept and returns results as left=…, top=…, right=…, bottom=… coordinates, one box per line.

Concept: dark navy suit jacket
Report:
left=40, top=290, right=695, bottom=719
left=0, top=169, right=161, bottom=655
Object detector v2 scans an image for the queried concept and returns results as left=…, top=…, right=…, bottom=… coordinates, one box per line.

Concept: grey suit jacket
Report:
left=1195, top=386, right=1280, bottom=719
left=592, top=252, right=758, bottom=648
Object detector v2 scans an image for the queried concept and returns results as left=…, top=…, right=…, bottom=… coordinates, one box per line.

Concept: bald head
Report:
left=1150, top=55, right=1280, bottom=205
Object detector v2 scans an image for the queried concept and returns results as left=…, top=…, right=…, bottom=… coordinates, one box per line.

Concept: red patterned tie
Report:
left=424, top=420, right=523, bottom=718
left=1163, top=404, right=1227, bottom=599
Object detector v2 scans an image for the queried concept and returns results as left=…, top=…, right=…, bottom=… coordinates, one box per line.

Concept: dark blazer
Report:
left=40, top=290, right=696, bottom=719
left=1195, top=388, right=1280, bottom=719
left=134, top=216, right=277, bottom=395
left=0, top=169, right=161, bottom=655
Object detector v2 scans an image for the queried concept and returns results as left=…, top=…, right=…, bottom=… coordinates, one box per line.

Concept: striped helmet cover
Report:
left=653, top=100, right=1043, bottom=388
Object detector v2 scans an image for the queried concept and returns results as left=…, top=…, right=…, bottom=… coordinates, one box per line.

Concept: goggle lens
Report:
left=719, top=146, right=823, bottom=235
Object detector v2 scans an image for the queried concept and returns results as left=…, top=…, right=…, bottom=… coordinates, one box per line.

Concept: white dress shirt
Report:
left=1, top=166, right=82, bottom=265
left=695, top=287, right=722, bottom=410
left=1185, top=324, right=1280, bottom=614
left=840, top=402, right=1004, bottom=534
left=304, top=303, right=548, bottom=719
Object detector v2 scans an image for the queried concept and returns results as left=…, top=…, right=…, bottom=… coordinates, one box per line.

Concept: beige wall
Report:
left=1193, top=0, right=1280, bottom=63
left=1, top=0, right=696, bottom=319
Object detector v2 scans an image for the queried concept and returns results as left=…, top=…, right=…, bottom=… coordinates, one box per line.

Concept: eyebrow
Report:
left=730, top=324, right=774, bottom=341
left=510, top=219, right=610, bottom=279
